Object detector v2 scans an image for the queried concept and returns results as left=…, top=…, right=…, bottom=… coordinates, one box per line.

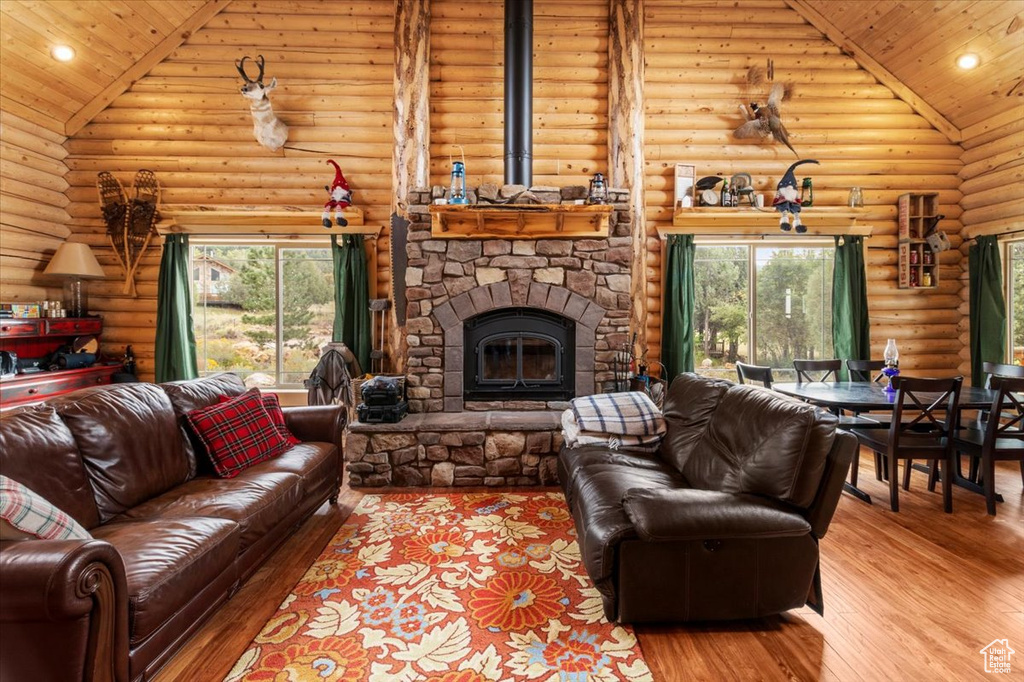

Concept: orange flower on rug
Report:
left=225, top=492, right=652, bottom=682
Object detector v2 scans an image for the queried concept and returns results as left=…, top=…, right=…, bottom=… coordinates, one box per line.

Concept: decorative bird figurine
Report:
left=734, top=82, right=798, bottom=158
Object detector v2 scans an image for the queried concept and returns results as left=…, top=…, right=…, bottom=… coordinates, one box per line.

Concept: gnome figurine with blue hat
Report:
left=773, top=159, right=818, bottom=233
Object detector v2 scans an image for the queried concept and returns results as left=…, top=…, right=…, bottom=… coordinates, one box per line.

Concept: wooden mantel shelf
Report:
left=668, top=207, right=872, bottom=237
left=430, top=204, right=612, bottom=239
left=159, top=205, right=370, bottom=236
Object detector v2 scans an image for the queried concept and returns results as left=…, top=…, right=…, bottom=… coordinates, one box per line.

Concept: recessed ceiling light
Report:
left=957, top=53, right=980, bottom=70
left=51, top=45, right=75, bottom=62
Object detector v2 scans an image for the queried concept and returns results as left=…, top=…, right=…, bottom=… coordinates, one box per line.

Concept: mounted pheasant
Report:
left=734, top=81, right=799, bottom=158
left=235, top=55, right=288, bottom=151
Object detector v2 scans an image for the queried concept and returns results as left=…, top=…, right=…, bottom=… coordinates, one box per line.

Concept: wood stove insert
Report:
left=464, top=307, right=574, bottom=401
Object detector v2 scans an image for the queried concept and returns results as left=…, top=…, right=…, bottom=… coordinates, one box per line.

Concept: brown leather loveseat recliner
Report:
left=558, top=372, right=856, bottom=623
left=0, top=373, right=345, bottom=682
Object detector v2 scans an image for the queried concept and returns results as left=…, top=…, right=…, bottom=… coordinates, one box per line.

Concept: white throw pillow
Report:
left=0, top=475, right=92, bottom=541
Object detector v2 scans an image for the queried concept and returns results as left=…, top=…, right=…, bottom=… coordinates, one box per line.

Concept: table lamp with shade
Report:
left=42, top=242, right=105, bottom=317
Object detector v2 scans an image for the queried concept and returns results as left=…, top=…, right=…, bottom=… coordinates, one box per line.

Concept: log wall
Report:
left=0, top=112, right=70, bottom=303
left=428, top=0, right=609, bottom=187
left=2, top=0, right=994, bottom=385
left=60, top=1, right=396, bottom=381
left=957, top=108, right=1024, bottom=381
left=642, top=0, right=965, bottom=375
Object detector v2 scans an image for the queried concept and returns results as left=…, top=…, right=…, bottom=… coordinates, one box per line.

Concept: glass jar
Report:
left=848, top=186, right=864, bottom=208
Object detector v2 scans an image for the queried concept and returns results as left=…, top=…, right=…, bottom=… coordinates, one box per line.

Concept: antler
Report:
left=236, top=56, right=255, bottom=83
left=235, top=55, right=266, bottom=84
left=255, top=55, right=266, bottom=83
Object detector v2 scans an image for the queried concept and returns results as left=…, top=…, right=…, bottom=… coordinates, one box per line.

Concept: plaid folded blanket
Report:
left=570, top=391, right=666, bottom=437
left=560, top=409, right=662, bottom=452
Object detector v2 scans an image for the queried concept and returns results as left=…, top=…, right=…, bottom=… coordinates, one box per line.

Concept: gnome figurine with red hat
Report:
left=322, top=159, right=352, bottom=228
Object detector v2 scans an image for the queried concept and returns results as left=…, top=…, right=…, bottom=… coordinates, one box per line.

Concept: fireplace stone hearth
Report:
left=346, top=411, right=564, bottom=488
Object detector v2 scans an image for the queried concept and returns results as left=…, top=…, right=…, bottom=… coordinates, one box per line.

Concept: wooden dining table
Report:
left=772, top=381, right=999, bottom=504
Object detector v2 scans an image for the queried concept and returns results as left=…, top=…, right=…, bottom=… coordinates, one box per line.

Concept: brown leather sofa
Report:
left=0, top=373, right=345, bottom=682
left=558, top=373, right=855, bottom=623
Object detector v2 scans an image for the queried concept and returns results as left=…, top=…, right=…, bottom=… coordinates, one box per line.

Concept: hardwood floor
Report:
left=156, top=455, right=1024, bottom=682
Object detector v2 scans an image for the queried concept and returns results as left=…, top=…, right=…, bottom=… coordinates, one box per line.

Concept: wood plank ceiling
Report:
left=0, top=1, right=1022, bottom=137
left=802, top=0, right=1024, bottom=129
left=0, top=0, right=211, bottom=134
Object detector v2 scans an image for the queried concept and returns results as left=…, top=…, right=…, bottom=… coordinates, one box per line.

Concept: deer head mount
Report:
left=235, top=55, right=288, bottom=151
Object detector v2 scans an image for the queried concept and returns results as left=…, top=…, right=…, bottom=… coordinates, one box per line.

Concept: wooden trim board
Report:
left=161, top=205, right=370, bottom=236
left=786, top=0, right=961, bottom=143
left=668, top=207, right=872, bottom=237
left=64, top=0, right=234, bottom=137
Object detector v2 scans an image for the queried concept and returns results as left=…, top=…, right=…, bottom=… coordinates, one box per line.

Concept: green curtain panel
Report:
left=661, top=234, right=696, bottom=379
left=832, top=235, right=870, bottom=380
left=331, top=234, right=372, bottom=373
left=155, top=234, right=198, bottom=383
left=969, top=235, right=1006, bottom=386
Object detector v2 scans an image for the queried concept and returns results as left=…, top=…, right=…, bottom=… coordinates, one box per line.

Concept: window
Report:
left=1007, top=240, right=1024, bottom=365
left=191, top=244, right=334, bottom=387
left=694, top=243, right=834, bottom=382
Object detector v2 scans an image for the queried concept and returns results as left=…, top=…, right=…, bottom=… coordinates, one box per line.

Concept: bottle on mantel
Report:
left=720, top=179, right=730, bottom=208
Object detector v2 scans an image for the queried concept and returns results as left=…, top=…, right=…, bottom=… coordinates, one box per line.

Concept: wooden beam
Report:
left=64, top=0, right=233, bottom=137
left=392, top=0, right=431, bottom=214
left=961, top=106, right=1024, bottom=142
left=608, top=0, right=645, bottom=344
left=428, top=204, right=611, bottom=240
left=669, top=207, right=871, bottom=236
left=160, top=206, right=367, bottom=235
left=785, top=0, right=962, bottom=144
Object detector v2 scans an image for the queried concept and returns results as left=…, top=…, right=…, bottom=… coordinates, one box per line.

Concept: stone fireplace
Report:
left=402, top=184, right=633, bottom=413
left=346, top=182, right=634, bottom=487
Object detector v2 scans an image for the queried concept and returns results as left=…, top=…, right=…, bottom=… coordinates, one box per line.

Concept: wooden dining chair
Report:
left=964, top=362, right=1024, bottom=485
left=950, top=377, right=1024, bottom=515
left=843, top=359, right=891, bottom=485
left=849, top=376, right=963, bottom=512
left=794, top=359, right=842, bottom=383
left=736, top=362, right=774, bottom=389
left=847, top=359, right=886, bottom=383
left=982, top=361, right=1024, bottom=385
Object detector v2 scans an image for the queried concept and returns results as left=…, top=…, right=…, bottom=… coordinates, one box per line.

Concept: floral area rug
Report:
left=225, top=491, right=653, bottom=682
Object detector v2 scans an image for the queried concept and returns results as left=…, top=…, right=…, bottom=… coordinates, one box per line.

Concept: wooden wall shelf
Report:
left=669, top=207, right=871, bottom=237
left=430, top=204, right=611, bottom=239
left=160, top=205, right=368, bottom=236
left=897, top=193, right=940, bottom=289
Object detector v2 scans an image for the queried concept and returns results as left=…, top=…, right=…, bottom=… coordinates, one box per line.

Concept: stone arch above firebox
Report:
left=431, top=279, right=607, bottom=412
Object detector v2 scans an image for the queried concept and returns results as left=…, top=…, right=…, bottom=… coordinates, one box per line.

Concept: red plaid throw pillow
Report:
left=218, top=391, right=300, bottom=447
left=187, top=389, right=289, bottom=478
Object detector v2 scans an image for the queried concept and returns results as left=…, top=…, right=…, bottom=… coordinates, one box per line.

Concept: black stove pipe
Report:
left=504, top=0, right=533, bottom=187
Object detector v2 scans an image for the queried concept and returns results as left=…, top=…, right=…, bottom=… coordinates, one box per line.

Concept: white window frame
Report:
left=693, top=237, right=835, bottom=375
left=1004, top=238, right=1024, bottom=365
left=190, top=238, right=333, bottom=388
